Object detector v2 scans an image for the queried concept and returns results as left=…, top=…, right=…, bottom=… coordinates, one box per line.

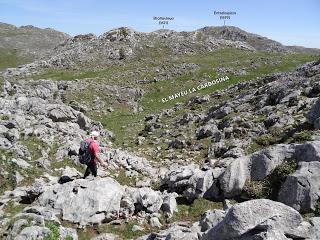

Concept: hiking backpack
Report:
left=78, top=140, right=93, bottom=165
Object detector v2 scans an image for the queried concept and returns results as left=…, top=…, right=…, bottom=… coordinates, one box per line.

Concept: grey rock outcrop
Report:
left=37, top=177, right=123, bottom=225
left=198, top=209, right=226, bottom=232
left=309, top=217, right=320, bottom=240
left=202, top=199, right=308, bottom=240
left=306, top=99, right=320, bottom=129
left=14, top=226, right=51, bottom=240
left=278, top=161, right=320, bottom=213
left=160, top=164, right=224, bottom=202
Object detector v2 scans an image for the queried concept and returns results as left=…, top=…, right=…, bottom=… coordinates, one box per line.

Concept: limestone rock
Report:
left=278, top=161, right=320, bottom=213
left=37, top=178, right=123, bottom=225
left=202, top=199, right=307, bottom=240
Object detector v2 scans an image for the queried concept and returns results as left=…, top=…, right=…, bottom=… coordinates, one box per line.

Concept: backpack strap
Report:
left=87, top=139, right=95, bottom=161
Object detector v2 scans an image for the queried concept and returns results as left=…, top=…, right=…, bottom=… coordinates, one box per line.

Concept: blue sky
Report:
left=0, top=0, right=319, bottom=48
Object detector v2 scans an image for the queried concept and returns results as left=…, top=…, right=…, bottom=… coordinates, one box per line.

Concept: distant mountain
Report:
left=2, top=24, right=320, bottom=76
left=0, top=22, right=70, bottom=70
left=40, top=26, right=320, bottom=67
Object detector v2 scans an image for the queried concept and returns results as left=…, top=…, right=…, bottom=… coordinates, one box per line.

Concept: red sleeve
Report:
left=90, top=142, right=100, bottom=156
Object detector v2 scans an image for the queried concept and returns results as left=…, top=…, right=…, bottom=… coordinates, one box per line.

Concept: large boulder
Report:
left=47, top=105, right=77, bottom=122
left=161, top=164, right=223, bottom=201
left=161, top=192, right=178, bottom=217
left=196, top=124, right=220, bottom=140
left=14, top=226, right=51, bottom=240
left=198, top=209, right=226, bottom=232
left=184, top=168, right=222, bottom=201
left=37, top=177, right=123, bottom=225
left=202, top=199, right=308, bottom=240
left=306, top=99, right=320, bottom=128
left=294, top=141, right=320, bottom=162
left=219, top=157, right=250, bottom=198
left=110, top=150, right=157, bottom=176
left=136, top=187, right=163, bottom=213
left=250, top=144, right=295, bottom=181
left=278, top=161, right=320, bottom=213
left=219, top=143, right=297, bottom=198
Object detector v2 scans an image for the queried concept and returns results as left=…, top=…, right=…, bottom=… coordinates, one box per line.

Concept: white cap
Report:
left=90, top=131, right=100, bottom=138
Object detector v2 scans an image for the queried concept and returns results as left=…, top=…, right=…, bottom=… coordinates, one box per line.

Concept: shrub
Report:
left=315, top=200, right=320, bottom=216
left=255, top=134, right=278, bottom=146
left=44, top=221, right=60, bottom=240
left=241, top=161, right=298, bottom=200
left=242, top=180, right=270, bottom=199
left=292, top=131, right=313, bottom=143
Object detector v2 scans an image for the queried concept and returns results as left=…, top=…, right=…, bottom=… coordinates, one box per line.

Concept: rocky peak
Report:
left=100, top=27, right=137, bottom=42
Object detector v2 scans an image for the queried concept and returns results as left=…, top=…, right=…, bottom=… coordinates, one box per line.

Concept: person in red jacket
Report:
left=83, top=131, right=107, bottom=178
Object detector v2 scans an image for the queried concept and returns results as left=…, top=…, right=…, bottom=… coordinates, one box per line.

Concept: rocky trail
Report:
left=0, top=24, right=320, bottom=239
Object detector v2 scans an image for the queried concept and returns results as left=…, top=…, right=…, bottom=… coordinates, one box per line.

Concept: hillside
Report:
left=0, top=22, right=70, bottom=70
left=0, top=24, right=320, bottom=239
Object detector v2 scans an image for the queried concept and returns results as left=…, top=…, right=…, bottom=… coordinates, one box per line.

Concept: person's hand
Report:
left=100, top=162, right=107, bottom=168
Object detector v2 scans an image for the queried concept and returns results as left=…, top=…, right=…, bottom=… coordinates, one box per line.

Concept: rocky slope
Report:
left=3, top=26, right=320, bottom=78
left=0, top=24, right=320, bottom=239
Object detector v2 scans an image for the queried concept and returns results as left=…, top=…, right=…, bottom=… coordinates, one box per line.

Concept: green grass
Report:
left=43, top=221, right=73, bottom=240
left=315, top=199, right=320, bottom=216
left=108, top=168, right=143, bottom=186
left=0, top=149, right=18, bottom=195
left=0, top=48, right=30, bottom=70
left=90, top=110, right=144, bottom=146
left=44, top=221, right=60, bottom=240
left=51, top=158, right=85, bottom=174
left=63, top=220, right=149, bottom=240
left=103, top=50, right=318, bottom=147
left=0, top=137, right=48, bottom=194
left=2, top=200, right=27, bottom=217
left=19, top=135, right=48, bottom=161
left=97, top=221, right=148, bottom=239
left=170, top=198, right=223, bottom=223
left=290, top=130, right=313, bottom=143
left=20, top=48, right=320, bottom=149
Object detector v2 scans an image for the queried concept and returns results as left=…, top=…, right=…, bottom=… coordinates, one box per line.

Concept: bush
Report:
left=44, top=221, right=60, bottom=240
left=255, top=134, right=278, bottom=147
left=292, top=131, right=313, bottom=143
left=242, top=180, right=270, bottom=199
left=241, top=161, right=298, bottom=200
left=315, top=200, right=320, bottom=216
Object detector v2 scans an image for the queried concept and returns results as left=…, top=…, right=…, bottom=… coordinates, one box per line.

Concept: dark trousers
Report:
left=84, top=161, right=97, bottom=178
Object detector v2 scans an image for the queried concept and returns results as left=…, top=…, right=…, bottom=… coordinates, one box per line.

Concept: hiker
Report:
left=80, top=131, right=107, bottom=178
